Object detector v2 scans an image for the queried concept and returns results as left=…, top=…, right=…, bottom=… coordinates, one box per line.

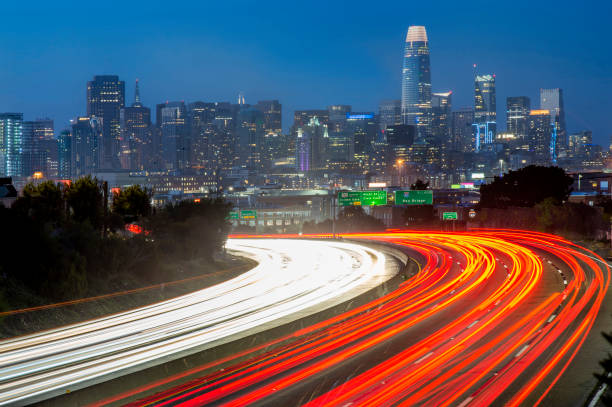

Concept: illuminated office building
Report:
left=474, top=74, right=496, bottom=151
left=506, top=96, right=530, bottom=139
left=528, top=110, right=554, bottom=165
left=86, top=75, right=125, bottom=169
left=540, top=88, right=566, bottom=150
left=0, top=113, right=23, bottom=177
left=401, top=26, right=432, bottom=141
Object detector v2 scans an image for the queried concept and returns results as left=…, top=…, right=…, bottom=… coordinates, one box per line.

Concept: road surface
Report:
left=0, top=239, right=395, bottom=406
left=120, top=230, right=609, bottom=407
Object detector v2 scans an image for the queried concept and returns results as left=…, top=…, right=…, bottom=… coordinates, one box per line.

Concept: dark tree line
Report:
left=303, top=206, right=386, bottom=234
left=0, top=176, right=231, bottom=311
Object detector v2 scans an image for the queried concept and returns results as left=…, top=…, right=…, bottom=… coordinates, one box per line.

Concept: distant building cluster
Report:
left=0, top=26, right=609, bottom=197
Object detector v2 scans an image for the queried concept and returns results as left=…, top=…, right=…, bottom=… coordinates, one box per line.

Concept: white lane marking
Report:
left=547, top=314, right=557, bottom=323
left=413, top=351, right=434, bottom=364
left=515, top=344, right=529, bottom=357
left=467, top=320, right=479, bottom=329
left=457, top=396, right=474, bottom=407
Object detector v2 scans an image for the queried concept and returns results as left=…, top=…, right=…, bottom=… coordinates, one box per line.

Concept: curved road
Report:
left=119, top=230, right=609, bottom=407
left=0, top=239, right=394, bottom=406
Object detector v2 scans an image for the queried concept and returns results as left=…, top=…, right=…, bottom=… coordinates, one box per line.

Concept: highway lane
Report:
left=0, top=239, right=395, bottom=406
left=125, top=230, right=609, bottom=407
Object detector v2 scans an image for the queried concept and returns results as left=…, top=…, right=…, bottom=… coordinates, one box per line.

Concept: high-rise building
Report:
left=451, top=108, right=475, bottom=152
left=86, top=75, right=125, bottom=169
left=379, top=100, right=402, bottom=131
left=506, top=97, right=531, bottom=139
left=293, top=110, right=329, bottom=128
left=295, top=116, right=328, bottom=172
left=237, top=106, right=266, bottom=170
left=401, top=26, right=432, bottom=141
left=120, top=80, right=152, bottom=170
left=34, top=119, right=58, bottom=178
left=431, top=92, right=452, bottom=147
left=385, top=124, right=416, bottom=165
left=473, top=74, right=496, bottom=151
left=540, top=88, right=566, bottom=150
left=255, top=100, right=282, bottom=136
left=569, top=130, right=592, bottom=159
left=58, top=130, right=72, bottom=179
left=212, top=102, right=239, bottom=170
left=346, top=113, right=378, bottom=167
left=159, top=101, right=187, bottom=170
left=328, top=105, right=351, bottom=134
left=71, top=116, right=103, bottom=177
left=0, top=113, right=23, bottom=177
left=528, top=110, right=554, bottom=165
left=187, top=101, right=217, bottom=170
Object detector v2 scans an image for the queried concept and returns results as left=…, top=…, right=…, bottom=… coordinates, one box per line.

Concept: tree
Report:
left=112, top=185, right=152, bottom=223
left=12, top=181, right=65, bottom=226
left=336, top=206, right=386, bottom=233
left=65, top=176, right=104, bottom=229
left=479, top=165, right=573, bottom=209
left=411, top=179, right=429, bottom=190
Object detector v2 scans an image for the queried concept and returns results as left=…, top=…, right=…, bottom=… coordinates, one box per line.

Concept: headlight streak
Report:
left=127, top=230, right=609, bottom=407
left=0, top=240, right=392, bottom=406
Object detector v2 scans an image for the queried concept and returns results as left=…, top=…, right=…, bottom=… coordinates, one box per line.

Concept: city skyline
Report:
left=0, top=1, right=610, bottom=144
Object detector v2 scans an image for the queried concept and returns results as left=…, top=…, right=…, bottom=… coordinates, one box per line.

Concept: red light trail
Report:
left=105, top=230, right=609, bottom=407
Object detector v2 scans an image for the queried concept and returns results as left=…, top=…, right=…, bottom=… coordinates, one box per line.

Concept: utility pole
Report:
left=332, top=188, right=336, bottom=239
left=102, top=181, right=108, bottom=238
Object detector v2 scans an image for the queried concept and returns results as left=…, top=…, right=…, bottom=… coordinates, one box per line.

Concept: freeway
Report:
left=121, top=230, right=609, bottom=407
left=0, top=239, right=395, bottom=406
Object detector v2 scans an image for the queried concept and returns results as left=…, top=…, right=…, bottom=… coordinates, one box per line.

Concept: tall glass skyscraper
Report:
left=506, top=96, right=530, bottom=139
left=473, top=74, right=496, bottom=151
left=540, top=88, right=566, bottom=151
left=401, top=26, right=431, bottom=141
left=86, top=75, right=125, bottom=170
left=0, top=113, right=23, bottom=177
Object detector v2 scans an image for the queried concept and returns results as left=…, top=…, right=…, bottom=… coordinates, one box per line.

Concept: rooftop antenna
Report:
left=133, top=79, right=142, bottom=107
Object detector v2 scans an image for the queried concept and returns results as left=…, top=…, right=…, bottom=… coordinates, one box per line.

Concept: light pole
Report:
left=396, top=159, right=404, bottom=187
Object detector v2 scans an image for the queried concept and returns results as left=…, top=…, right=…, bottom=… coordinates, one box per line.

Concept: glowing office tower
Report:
left=86, top=75, right=125, bottom=169
left=473, top=74, right=496, bottom=151
left=0, top=113, right=23, bottom=176
left=401, top=25, right=431, bottom=141
left=540, top=88, right=566, bottom=151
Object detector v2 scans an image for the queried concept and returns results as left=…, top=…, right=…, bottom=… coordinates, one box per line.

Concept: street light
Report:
left=396, top=159, right=404, bottom=187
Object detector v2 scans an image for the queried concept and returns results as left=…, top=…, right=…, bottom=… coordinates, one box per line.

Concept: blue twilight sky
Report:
left=0, top=1, right=610, bottom=143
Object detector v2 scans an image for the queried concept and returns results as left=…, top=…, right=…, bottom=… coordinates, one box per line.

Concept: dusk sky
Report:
left=1, top=0, right=610, bottom=143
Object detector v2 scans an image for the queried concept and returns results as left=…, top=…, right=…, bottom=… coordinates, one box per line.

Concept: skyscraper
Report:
left=431, top=92, right=452, bottom=147
left=346, top=112, right=378, bottom=165
left=540, top=88, right=566, bottom=151
left=295, top=116, right=328, bottom=172
left=528, top=110, right=554, bottom=165
left=379, top=100, right=401, bottom=131
left=506, top=96, right=531, bottom=139
left=86, top=75, right=125, bottom=169
left=401, top=26, right=431, bottom=141
left=255, top=100, right=282, bottom=136
left=473, top=74, right=496, bottom=151
left=0, top=113, right=23, bottom=177
left=451, top=108, right=475, bottom=152
left=70, top=116, right=103, bottom=177
left=120, top=80, right=152, bottom=170
left=58, top=130, right=72, bottom=179
left=159, top=101, right=187, bottom=170
left=237, top=106, right=265, bottom=170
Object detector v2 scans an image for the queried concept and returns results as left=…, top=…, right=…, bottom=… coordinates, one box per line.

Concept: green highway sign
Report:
left=228, top=211, right=239, bottom=220
left=338, top=190, right=387, bottom=206
left=394, top=190, right=433, bottom=205
left=240, top=210, right=257, bottom=220
left=442, top=211, right=458, bottom=220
